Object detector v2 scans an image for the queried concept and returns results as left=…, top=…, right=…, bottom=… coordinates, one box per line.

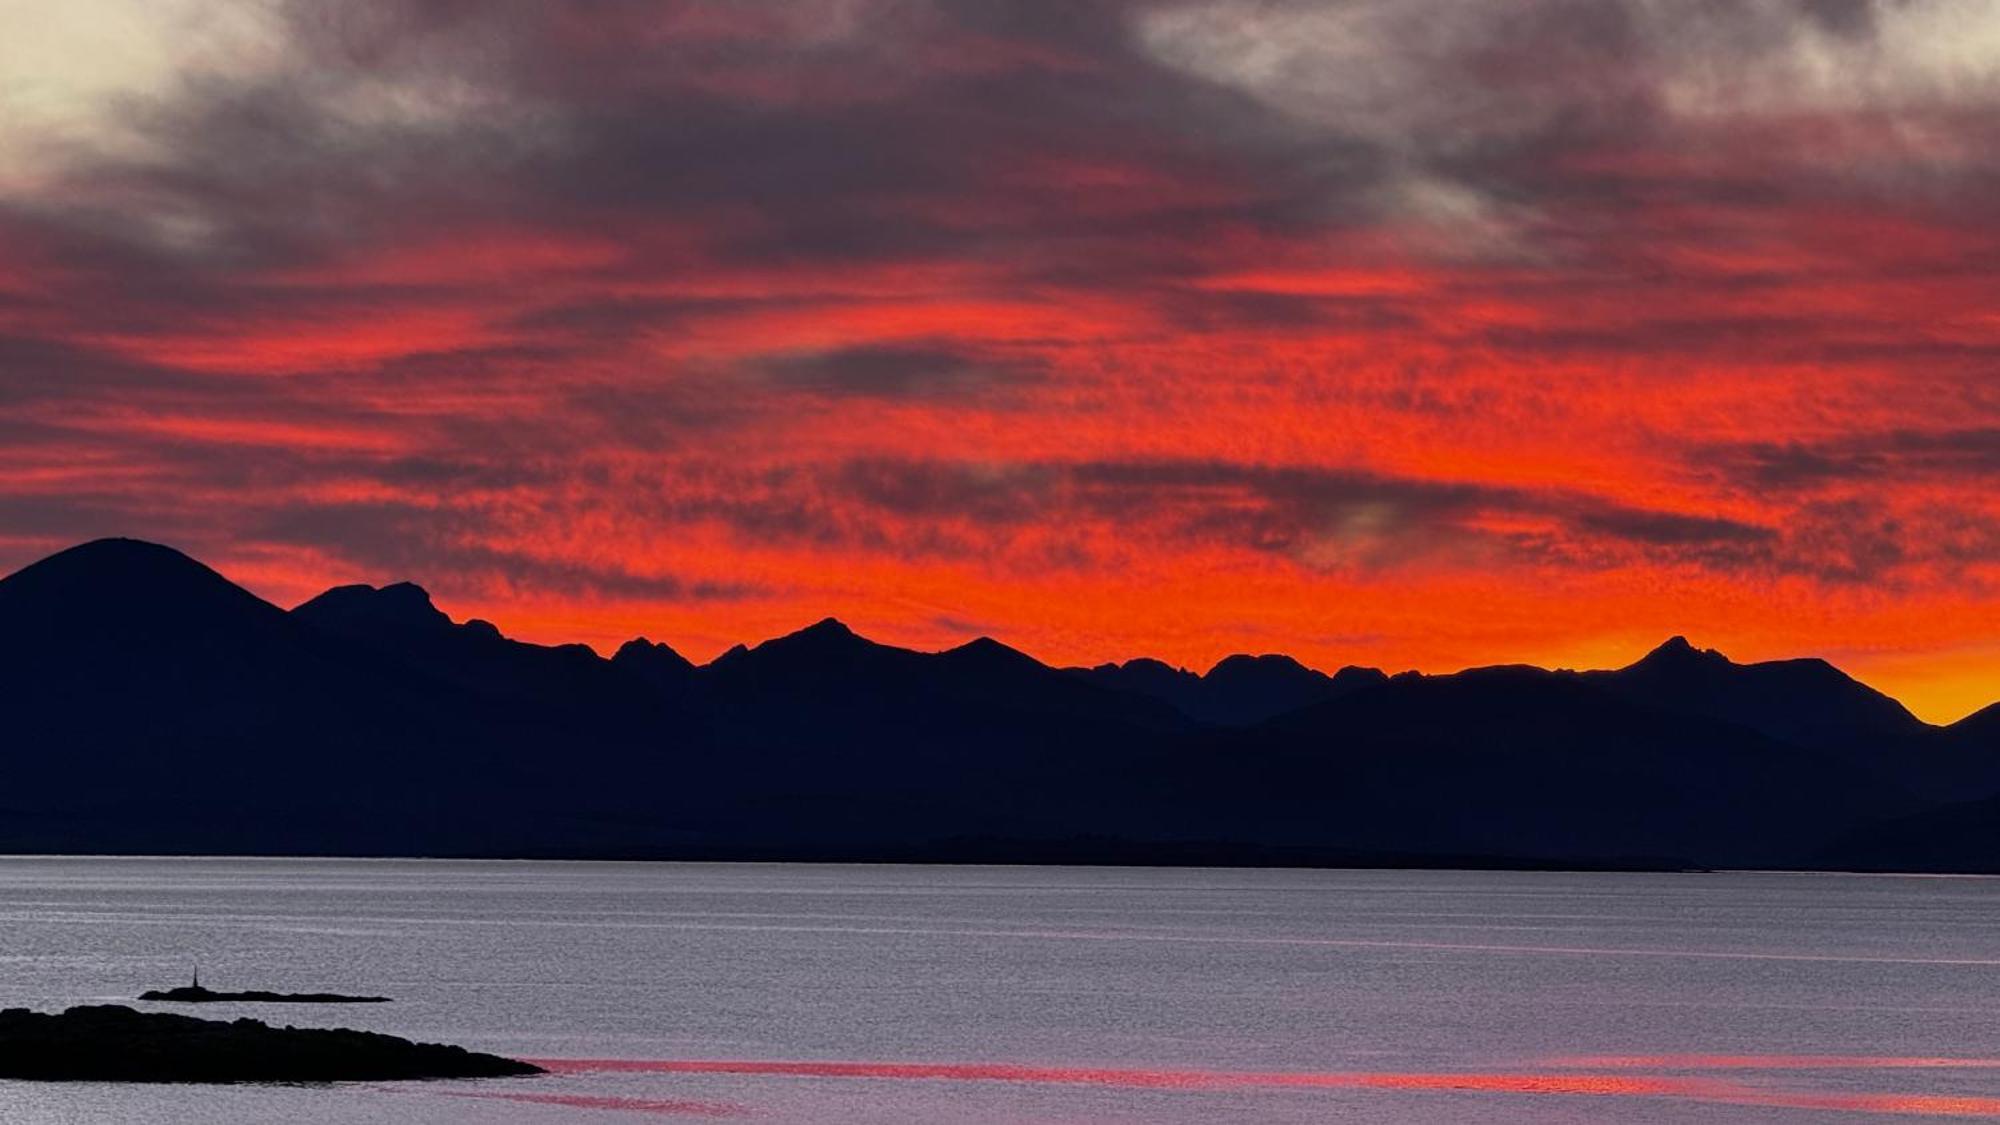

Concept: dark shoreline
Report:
left=0, top=1005, right=540, bottom=1083
left=0, top=844, right=1723, bottom=874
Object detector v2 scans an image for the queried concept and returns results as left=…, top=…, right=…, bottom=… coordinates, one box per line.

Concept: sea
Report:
left=3, top=858, right=1999, bottom=1123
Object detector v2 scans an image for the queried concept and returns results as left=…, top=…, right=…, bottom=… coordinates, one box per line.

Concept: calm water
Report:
left=3, top=859, right=2000, bottom=1123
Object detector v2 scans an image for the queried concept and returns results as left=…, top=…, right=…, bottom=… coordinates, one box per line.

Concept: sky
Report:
left=0, top=1, right=1995, bottom=721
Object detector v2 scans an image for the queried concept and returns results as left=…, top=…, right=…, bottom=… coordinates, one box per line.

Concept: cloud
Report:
left=1721, top=427, right=2000, bottom=489
left=1132, top=0, right=2000, bottom=248
left=754, top=343, right=1046, bottom=398
left=620, top=456, right=1780, bottom=578
left=0, top=0, right=286, bottom=189
left=1655, top=0, right=2000, bottom=119
left=0, top=0, right=1994, bottom=716
left=1135, top=0, right=2000, bottom=133
left=1133, top=1, right=1637, bottom=147
left=252, top=498, right=760, bottom=603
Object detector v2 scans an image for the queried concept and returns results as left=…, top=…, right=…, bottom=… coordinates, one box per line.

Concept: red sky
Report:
left=1, top=2, right=1996, bottom=720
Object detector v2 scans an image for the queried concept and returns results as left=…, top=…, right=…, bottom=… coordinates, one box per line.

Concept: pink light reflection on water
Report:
left=519, top=1056, right=2000, bottom=1117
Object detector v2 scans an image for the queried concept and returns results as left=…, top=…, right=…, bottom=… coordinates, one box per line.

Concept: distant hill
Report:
left=0, top=538, right=1994, bottom=870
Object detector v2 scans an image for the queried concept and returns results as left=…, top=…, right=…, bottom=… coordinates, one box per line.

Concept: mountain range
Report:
left=1, top=537, right=1995, bottom=871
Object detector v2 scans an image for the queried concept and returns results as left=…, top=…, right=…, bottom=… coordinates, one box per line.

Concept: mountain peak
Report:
left=7, top=538, right=217, bottom=588
left=1207, top=653, right=1314, bottom=679
left=1330, top=665, right=1392, bottom=690
left=1595, top=634, right=1925, bottom=749
left=759, top=616, right=866, bottom=651
left=1073, top=649, right=1385, bottom=726
left=44, top=537, right=188, bottom=566
left=1633, top=635, right=1731, bottom=670
left=944, top=635, right=1042, bottom=670
left=704, top=617, right=910, bottom=686
left=293, top=581, right=451, bottom=634
left=612, top=636, right=696, bottom=692
left=713, top=616, right=874, bottom=670
left=0, top=538, right=276, bottom=630
left=614, top=636, right=694, bottom=670
left=1113, top=657, right=1186, bottom=675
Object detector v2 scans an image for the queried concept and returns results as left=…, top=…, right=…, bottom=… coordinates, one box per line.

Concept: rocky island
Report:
left=140, top=984, right=391, bottom=1004
left=0, top=1005, right=542, bottom=1082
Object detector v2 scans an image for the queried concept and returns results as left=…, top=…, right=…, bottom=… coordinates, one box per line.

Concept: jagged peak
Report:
left=378, top=580, right=435, bottom=603
left=753, top=616, right=871, bottom=652
left=294, top=580, right=450, bottom=632
left=720, top=617, right=875, bottom=664
left=1631, top=635, right=1732, bottom=670
left=944, top=635, right=1042, bottom=669
left=297, top=580, right=437, bottom=608
left=1075, top=657, right=1200, bottom=688
left=614, top=635, right=694, bottom=668
left=373, top=582, right=445, bottom=621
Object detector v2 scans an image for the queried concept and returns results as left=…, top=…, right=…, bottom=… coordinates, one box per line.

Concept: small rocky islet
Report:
left=139, top=984, right=391, bottom=1004
left=0, top=1005, right=542, bottom=1082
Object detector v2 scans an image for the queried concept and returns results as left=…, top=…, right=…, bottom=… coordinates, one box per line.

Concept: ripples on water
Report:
left=2, top=858, right=1998, bottom=1122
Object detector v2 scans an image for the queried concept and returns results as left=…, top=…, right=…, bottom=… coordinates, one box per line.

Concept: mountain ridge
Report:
left=1, top=537, right=1995, bottom=870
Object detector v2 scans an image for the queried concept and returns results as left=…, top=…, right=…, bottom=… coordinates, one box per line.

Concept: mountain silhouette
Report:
left=293, top=581, right=648, bottom=714
left=1, top=538, right=1995, bottom=870
left=682, top=618, right=1196, bottom=850
left=0, top=537, right=406, bottom=748
left=611, top=637, right=696, bottom=695
left=1074, top=654, right=1388, bottom=725
left=1165, top=664, right=1916, bottom=868
left=0, top=540, right=539, bottom=853
left=0, top=538, right=271, bottom=634
left=1583, top=636, right=1927, bottom=751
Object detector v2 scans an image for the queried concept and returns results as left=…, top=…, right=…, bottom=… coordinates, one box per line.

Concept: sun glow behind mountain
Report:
left=0, top=1, right=1994, bottom=721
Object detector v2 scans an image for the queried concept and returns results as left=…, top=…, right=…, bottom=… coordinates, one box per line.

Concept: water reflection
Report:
left=529, top=1057, right=2000, bottom=1117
